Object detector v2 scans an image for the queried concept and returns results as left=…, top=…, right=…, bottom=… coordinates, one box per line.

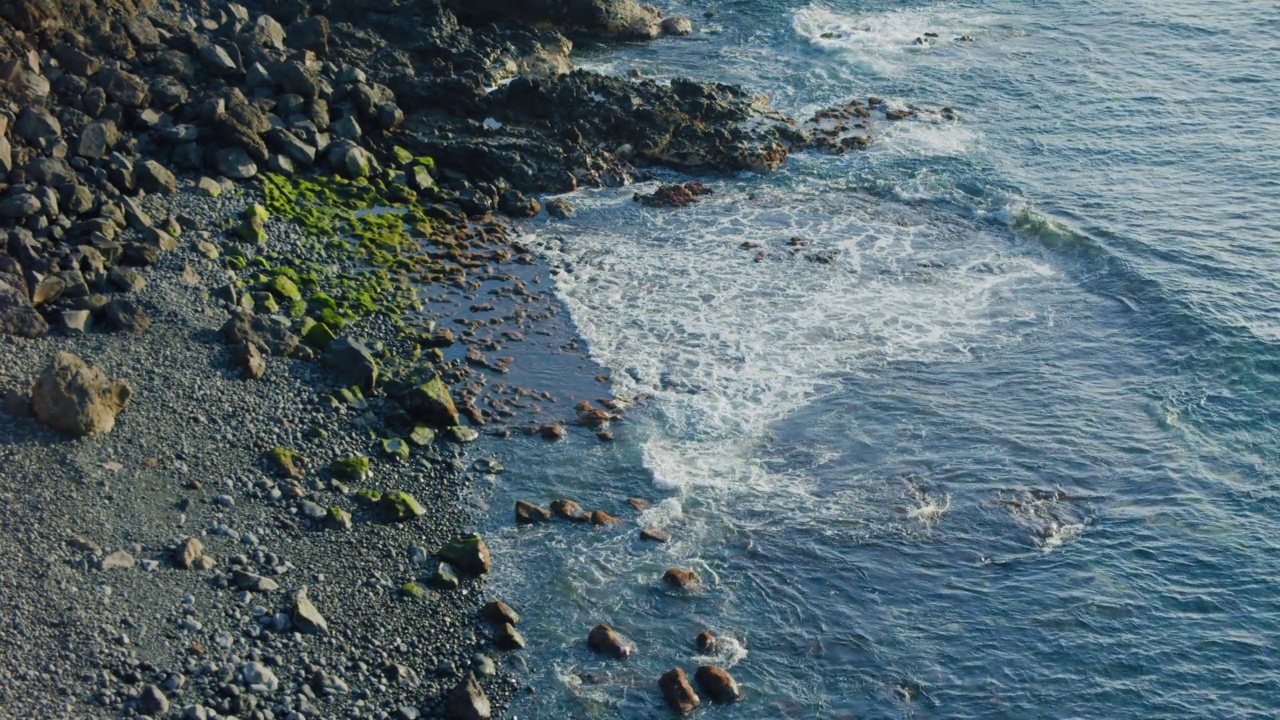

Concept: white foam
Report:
left=527, top=182, right=1057, bottom=492
left=792, top=5, right=989, bottom=76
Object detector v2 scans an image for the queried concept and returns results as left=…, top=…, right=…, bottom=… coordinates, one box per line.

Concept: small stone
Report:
left=292, top=585, right=328, bottom=633
left=663, top=568, right=701, bottom=589
left=590, top=510, right=619, bottom=526
left=538, top=423, right=565, bottom=440
left=695, top=631, right=716, bottom=651
left=428, top=561, right=461, bottom=590
left=100, top=550, right=135, bottom=570
left=325, top=506, right=352, bottom=530
left=448, top=425, right=479, bottom=443
left=231, top=570, right=279, bottom=592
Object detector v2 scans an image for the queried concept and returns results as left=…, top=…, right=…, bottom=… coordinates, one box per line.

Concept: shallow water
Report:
left=477, top=1, right=1280, bottom=717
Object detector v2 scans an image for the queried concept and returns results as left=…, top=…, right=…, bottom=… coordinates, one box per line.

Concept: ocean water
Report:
left=475, top=1, right=1280, bottom=717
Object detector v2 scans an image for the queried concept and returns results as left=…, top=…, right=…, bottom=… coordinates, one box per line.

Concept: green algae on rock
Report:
left=380, top=490, right=426, bottom=522
left=267, top=446, right=304, bottom=479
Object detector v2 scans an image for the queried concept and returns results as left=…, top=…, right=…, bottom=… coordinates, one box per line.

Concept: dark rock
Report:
left=273, top=59, right=320, bottom=98
left=494, top=622, right=525, bottom=650
left=634, top=181, right=713, bottom=208
left=694, top=665, right=741, bottom=703
left=286, top=16, right=330, bottom=53
left=429, top=561, right=462, bottom=590
left=103, top=299, right=150, bottom=333
left=14, top=108, right=61, bottom=145
left=55, top=44, right=101, bottom=77
left=498, top=189, right=540, bottom=217
left=551, top=499, right=588, bottom=521
left=0, top=194, right=41, bottom=218
left=587, top=624, right=635, bottom=658
left=446, top=672, right=490, bottom=720
left=230, top=341, right=267, bottom=379
left=514, top=500, right=551, bottom=524
left=695, top=631, right=716, bottom=651
left=663, top=567, right=700, bottom=589
left=545, top=198, right=574, bottom=218
left=220, top=308, right=300, bottom=357
left=659, top=667, right=700, bottom=713
left=327, top=139, right=375, bottom=178
left=212, top=146, right=258, bottom=179
left=106, top=265, right=146, bottom=292
left=661, top=17, right=693, bottom=36
left=149, top=76, right=190, bottom=110
left=76, top=119, right=119, bottom=159
left=0, top=275, right=48, bottom=338
left=97, top=67, right=149, bottom=107
left=137, top=684, right=169, bottom=716
left=481, top=600, right=520, bottom=625
left=324, top=336, right=379, bottom=393
left=137, top=159, right=177, bottom=194
left=31, top=352, right=131, bottom=436
left=405, top=376, right=459, bottom=427
left=639, top=527, right=670, bottom=543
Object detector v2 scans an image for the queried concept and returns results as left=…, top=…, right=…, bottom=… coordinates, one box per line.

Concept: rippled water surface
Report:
left=476, top=1, right=1280, bottom=717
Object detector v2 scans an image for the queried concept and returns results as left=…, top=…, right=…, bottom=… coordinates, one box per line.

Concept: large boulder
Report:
left=31, top=352, right=132, bottom=436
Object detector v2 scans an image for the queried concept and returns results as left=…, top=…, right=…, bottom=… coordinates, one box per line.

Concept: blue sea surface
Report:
left=476, top=1, right=1280, bottom=717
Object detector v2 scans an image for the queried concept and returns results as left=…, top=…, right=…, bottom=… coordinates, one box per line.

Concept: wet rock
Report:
left=663, top=568, right=700, bottom=589
left=695, top=665, right=741, bottom=703
left=514, top=500, right=551, bottom=524
left=639, top=527, right=670, bottom=543
left=494, top=622, right=526, bottom=650
left=0, top=275, right=48, bottom=337
left=659, top=667, right=701, bottom=713
left=538, top=422, right=565, bottom=440
left=430, top=561, right=462, bottom=590
left=590, top=510, right=619, bottom=526
left=446, top=672, right=490, bottom=720
left=545, top=197, right=575, bottom=218
left=695, top=631, right=716, bottom=651
left=661, top=17, right=694, bottom=36
left=481, top=600, right=520, bottom=625
left=634, top=181, right=713, bottom=208
left=438, top=534, right=491, bottom=576
left=31, top=352, right=132, bottom=436
left=587, top=624, right=635, bottom=658
left=551, top=499, right=589, bottom=521
left=291, top=585, right=329, bottom=633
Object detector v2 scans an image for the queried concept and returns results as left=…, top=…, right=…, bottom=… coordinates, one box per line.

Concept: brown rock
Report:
left=538, top=422, right=564, bottom=440
left=639, top=528, right=670, bottom=543
left=694, top=665, right=741, bottom=703
left=658, top=667, right=701, bottom=713
left=663, top=568, right=700, bottom=589
left=587, top=624, right=635, bottom=658
left=550, top=499, right=588, bottom=521
left=0, top=275, right=48, bottom=337
left=574, top=400, right=610, bottom=427
left=514, top=500, right=551, bottom=524
left=481, top=600, right=520, bottom=625
left=695, top=631, right=716, bottom=651
left=628, top=498, right=650, bottom=511
left=589, top=510, right=619, bottom=526
left=31, top=352, right=131, bottom=436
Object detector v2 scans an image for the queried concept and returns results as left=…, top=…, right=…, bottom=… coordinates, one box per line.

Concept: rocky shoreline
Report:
left=0, top=0, right=904, bottom=716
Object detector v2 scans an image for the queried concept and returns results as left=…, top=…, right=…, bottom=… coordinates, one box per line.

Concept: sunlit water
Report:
left=472, top=1, right=1280, bottom=717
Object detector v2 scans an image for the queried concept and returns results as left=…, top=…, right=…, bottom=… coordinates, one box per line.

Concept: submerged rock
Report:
left=514, top=500, right=551, bottom=524
left=695, top=631, right=716, bottom=652
left=663, top=568, right=700, bottom=589
left=31, top=352, right=132, bottom=436
left=551, top=499, right=589, bottom=521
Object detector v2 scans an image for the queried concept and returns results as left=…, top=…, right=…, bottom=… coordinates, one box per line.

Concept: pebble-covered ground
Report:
left=0, top=185, right=520, bottom=719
